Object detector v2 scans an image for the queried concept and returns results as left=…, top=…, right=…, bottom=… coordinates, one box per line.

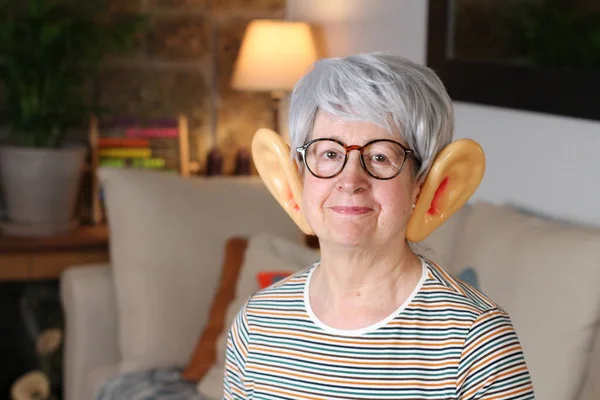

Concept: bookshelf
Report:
left=87, top=115, right=197, bottom=225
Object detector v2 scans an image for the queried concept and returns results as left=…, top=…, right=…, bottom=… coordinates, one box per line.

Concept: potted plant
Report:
left=0, top=0, right=146, bottom=236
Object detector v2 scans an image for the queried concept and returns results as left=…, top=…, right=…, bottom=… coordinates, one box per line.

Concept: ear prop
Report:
left=251, top=128, right=314, bottom=235
left=406, top=139, right=485, bottom=242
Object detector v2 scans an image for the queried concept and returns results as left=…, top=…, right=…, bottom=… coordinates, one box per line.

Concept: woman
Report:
left=224, top=53, right=534, bottom=399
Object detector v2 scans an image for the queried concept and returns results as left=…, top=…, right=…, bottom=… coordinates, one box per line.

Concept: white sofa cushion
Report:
left=197, top=233, right=320, bottom=400
left=452, top=201, right=600, bottom=400
left=98, top=168, right=303, bottom=373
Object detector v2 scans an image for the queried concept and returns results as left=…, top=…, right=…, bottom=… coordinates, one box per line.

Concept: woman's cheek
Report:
left=301, top=187, right=318, bottom=225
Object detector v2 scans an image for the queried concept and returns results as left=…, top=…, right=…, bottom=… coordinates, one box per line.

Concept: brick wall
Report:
left=99, top=0, right=286, bottom=174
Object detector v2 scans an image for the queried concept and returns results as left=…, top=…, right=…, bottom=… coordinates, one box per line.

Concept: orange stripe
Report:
left=231, top=321, right=247, bottom=359
left=470, top=344, right=522, bottom=375
left=230, top=385, right=245, bottom=398
left=223, top=359, right=247, bottom=397
left=408, top=301, right=483, bottom=313
left=463, top=325, right=513, bottom=356
left=462, top=366, right=533, bottom=399
left=255, top=384, right=324, bottom=400
left=250, top=364, right=455, bottom=388
left=255, top=294, right=303, bottom=300
left=251, top=308, right=472, bottom=328
left=495, top=381, right=535, bottom=398
left=251, top=309, right=307, bottom=317
left=457, top=344, right=521, bottom=388
left=252, top=326, right=463, bottom=348
left=252, top=345, right=459, bottom=368
left=388, top=319, right=472, bottom=328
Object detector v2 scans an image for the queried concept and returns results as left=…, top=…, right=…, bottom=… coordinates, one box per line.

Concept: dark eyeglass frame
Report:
left=296, top=138, right=415, bottom=180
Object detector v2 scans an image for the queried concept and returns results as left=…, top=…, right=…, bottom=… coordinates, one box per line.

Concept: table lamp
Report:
left=231, top=19, right=318, bottom=135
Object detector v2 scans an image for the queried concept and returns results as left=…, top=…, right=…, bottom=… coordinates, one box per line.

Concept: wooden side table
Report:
left=0, top=225, right=110, bottom=281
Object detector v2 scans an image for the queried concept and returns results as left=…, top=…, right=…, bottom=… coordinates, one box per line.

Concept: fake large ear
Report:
left=251, top=128, right=314, bottom=235
left=406, top=139, right=485, bottom=242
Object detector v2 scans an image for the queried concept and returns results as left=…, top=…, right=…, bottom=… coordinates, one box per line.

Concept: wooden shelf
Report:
left=0, top=225, right=109, bottom=253
left=0, top=225, right=110, bottom=281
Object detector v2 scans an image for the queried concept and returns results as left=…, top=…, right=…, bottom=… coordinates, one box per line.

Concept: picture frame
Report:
left=426, top=0, right=600, bottom=122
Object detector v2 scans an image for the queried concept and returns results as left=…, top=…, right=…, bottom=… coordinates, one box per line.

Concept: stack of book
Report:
left=97, top=125, right=181, bottom=173
left=84, top=120, right=186, bottom=225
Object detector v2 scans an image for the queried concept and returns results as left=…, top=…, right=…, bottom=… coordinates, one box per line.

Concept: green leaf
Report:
left=0, top=0, right=148, bottom=147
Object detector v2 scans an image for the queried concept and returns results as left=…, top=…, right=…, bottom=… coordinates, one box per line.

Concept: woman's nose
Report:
left=336, top=152, right=368, bottom=193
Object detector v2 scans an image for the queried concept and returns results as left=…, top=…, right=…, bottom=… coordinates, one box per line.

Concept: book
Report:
left=99, top=157, right=167, bottom=169
left=125, top=128, right=179, bottom=138
left=98, top=138, right=150, bottom=148
left=98, top=158, right=126, bottom=168
left=131, top=158, right=166, bottom=169
left=99, top=148, right=152, bottom=158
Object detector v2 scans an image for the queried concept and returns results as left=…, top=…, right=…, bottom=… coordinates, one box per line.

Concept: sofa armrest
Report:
left=60, top=264, right=120, bottom=400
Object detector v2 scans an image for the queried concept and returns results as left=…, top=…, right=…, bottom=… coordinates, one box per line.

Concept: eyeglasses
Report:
left=296, top=138, right=414, bottom=180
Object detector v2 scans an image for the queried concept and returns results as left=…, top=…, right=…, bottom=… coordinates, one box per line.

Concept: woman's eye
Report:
left=372, top=154, right=388, bottom=163
left=323, top=150, right=341, bottom=160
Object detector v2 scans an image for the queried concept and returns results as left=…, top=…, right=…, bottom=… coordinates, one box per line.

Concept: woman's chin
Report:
left=325, top=229, right=372, bottom=248
left=311, top=218, right=377, bottom=248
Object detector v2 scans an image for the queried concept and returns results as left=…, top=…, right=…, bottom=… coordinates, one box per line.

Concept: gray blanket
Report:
left=96, top=367, right=204, bottom=400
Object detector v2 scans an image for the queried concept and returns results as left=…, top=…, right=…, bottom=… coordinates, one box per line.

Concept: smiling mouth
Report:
left=329, top=206, right=372, bottom=215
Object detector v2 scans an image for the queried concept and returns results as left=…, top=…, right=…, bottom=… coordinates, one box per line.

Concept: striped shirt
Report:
left=224, top=259, right=534, bottom=399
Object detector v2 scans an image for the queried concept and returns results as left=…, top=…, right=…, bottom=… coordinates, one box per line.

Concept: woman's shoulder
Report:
left=420, top=258, right=506, bottom=316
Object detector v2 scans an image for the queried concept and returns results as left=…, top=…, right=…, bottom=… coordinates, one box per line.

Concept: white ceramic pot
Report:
left=0, top=146, right=86, bottom=236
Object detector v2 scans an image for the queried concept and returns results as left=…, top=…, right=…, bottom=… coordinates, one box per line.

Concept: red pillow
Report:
left=182, top=237, right=248, bottom=382
left=257, top=271, right=293, bottom=289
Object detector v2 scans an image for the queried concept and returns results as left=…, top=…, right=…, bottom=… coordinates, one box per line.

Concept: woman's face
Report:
left=301, top=111, right=421, bottom=249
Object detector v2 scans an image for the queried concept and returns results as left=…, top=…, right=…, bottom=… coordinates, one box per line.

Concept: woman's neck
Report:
left=309, top=241, right=423, bottom=330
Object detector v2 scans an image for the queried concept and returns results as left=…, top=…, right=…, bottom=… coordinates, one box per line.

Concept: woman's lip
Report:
left=330, top=206, right=372, bottom=215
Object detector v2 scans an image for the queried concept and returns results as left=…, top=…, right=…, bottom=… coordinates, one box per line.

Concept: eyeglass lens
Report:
left=304, top=140, right=406, bottom=179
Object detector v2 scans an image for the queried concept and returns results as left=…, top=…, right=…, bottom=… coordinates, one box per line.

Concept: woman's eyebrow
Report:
left=311, top=134, right=345, bottom=143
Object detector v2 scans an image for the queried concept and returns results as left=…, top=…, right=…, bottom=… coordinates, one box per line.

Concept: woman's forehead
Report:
left=310, top=111, right=406, bottom=146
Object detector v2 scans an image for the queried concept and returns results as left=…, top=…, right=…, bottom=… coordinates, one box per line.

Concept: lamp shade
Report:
left=231, top=20, right=318, bottom=92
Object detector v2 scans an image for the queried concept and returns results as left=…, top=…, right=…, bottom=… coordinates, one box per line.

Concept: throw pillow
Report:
left=257, top=271, right=293, bottom=289
left=452, top=200, right=600, bottom=400
left=181, top=237, right=248, bottom=382
left=98, top=168, right=303, bottom=373
left=455, top=267, right=481, bottom=291
left=196, top=233, right=320, bottom=399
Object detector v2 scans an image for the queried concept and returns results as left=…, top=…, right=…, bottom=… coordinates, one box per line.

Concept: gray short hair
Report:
left=288, top=52, right=454, bottom=181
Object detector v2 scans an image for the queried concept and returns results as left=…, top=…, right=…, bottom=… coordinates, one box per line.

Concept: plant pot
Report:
left=0, top=146, right=86, bottom=237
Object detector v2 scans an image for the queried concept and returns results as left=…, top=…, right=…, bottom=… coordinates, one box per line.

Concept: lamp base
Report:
left=271, top=90, right=285, bottom=135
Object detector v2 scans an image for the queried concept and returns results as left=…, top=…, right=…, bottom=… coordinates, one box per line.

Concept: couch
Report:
left=61, top=167, right=600, bottom=400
